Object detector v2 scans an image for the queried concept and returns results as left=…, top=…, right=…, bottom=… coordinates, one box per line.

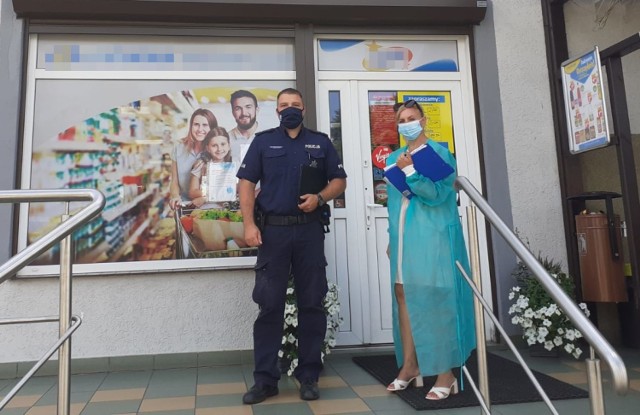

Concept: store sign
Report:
left=27, top=86, right=286, bottom=269
left=318, top=39, right=458, bottom=72
left=561, top=48, right=610, bottom=154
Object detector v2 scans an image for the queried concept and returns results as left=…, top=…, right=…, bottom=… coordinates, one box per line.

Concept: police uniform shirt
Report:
left=236, top=125, right=347, bottom=216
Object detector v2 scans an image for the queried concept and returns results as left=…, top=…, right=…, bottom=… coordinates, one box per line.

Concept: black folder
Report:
left=299, top=165, right=327, bottom=198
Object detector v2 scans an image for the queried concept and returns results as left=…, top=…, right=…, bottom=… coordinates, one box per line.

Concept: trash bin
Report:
left=575, top=212, right=627, bottom=302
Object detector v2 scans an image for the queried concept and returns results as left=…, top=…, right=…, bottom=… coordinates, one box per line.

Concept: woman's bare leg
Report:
left=394, top=283, right=419, bottom=380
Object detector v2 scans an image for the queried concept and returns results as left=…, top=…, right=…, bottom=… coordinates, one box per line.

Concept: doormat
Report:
left=352, top=352, right=589, bottom=411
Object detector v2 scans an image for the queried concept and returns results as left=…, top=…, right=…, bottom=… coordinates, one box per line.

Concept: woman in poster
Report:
left=169, top=108, right=218, bottom=209
left=385, top=100, right=475, bottom=400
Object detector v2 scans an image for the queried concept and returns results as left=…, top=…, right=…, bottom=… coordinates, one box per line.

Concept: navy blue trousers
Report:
left=252, top=221, right=328, bottom=387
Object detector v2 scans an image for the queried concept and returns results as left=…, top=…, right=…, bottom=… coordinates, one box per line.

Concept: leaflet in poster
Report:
left=206, top=162, right=237, bottom=202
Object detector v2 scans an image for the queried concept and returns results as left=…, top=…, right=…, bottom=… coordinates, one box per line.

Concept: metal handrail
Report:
left=0, top=315, right=83, bottom=410
left=0, top=188, right=105, bottom=284
left=0, top=188, right=105, bottom=414
left=458, top=258, right=559, bottom=414
left=454, top=176, right=628, bottom=395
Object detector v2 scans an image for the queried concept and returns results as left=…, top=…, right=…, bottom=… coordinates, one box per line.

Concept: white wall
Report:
left=491, top=0, right=567, bottom=264
left=0, top=270, right=257, bottom=363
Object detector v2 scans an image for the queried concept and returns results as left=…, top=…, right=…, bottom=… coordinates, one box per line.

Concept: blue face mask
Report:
left=279, top=107, right=304, bottom=129
left=397, top=119, right=423, bottom=141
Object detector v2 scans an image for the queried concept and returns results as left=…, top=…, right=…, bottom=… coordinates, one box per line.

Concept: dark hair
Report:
left=183, top=108, right=218, bottom=148
left=201, top=127, right=232, bottom=163
left=230, top=90, right=258, bottom=107
left=277, top=87, right=303, bottom=101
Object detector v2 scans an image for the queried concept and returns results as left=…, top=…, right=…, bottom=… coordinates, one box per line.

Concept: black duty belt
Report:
left=265, top=211, right=321, bottom=226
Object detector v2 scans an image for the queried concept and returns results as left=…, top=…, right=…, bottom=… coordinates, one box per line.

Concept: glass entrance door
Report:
left=319, top=80, right=489, bottom=345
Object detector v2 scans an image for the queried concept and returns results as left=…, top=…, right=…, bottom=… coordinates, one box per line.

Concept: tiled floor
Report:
left=2, top=346, right=640, bottom=415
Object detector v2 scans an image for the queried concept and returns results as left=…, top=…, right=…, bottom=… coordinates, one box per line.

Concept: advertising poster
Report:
left=561, top=48, right=610, bottom=154
left=397, top=91, right=455, bottom=153
left=27, top=86, right=283, bottom=266
left=367, top=91, right=398, bottom=207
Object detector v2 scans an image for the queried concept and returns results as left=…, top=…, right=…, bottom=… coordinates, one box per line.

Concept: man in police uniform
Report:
left=237, top=88, right=347, bottom=404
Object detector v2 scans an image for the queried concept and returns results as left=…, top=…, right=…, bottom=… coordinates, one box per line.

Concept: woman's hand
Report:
left=169, top=197, right=182, bottom=210
left=396, top=152, right=413, bottom=169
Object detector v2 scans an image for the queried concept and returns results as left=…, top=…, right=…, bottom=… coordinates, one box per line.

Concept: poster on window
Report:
left=27, top=86, right=285, bottom=268
left=397, top=91, right=455, bottom=153
left=561, top=47, right=610, bottom=154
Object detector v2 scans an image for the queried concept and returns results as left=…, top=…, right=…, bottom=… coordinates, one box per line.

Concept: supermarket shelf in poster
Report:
left=102, top=188, right=154, bottom=222
left=39, top=140, right=109, bottom=152
left=110, top=217, right=151, bottom=262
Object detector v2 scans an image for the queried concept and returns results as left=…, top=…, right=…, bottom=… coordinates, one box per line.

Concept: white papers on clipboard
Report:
left=203, top=162, right=237, bottom=202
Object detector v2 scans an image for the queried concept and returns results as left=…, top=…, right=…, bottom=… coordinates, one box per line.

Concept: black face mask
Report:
left=279, top=107, right=304, bottom=129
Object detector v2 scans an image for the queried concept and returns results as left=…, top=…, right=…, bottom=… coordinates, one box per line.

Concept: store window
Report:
left=20, top=34, right=296, bottom=276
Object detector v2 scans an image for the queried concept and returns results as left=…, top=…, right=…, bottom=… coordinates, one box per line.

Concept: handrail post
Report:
left=587, top=347, right=605, bottom=415
left=58, top=207, right=72, bottom=415
left=466, top=206, right=490, bottom=412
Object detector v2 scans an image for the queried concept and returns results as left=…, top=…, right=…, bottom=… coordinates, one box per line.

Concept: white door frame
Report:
left=316, top=34, right=495, bottom=345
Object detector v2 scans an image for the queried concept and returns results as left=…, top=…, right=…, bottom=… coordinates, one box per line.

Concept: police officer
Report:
left=237, top=88, right=347, bottom=404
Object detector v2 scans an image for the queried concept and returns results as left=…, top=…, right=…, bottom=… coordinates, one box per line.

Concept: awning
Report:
left=12, top=0, right=487, bottom=26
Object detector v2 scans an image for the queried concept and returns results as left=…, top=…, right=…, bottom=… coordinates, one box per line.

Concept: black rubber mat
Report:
left=352, top=352, right=589, bottom=410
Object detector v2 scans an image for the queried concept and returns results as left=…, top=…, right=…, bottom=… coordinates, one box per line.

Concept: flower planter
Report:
left=528, top=343, right=559, bottom=358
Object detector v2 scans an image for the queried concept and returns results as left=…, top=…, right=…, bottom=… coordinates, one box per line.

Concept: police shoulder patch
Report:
left=306, top=128, right=330, bottom=139
left=255, top=127, right=278, bottom=137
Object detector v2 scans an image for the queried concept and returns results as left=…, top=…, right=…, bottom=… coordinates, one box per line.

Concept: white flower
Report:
left=546, top=304, right=557, bottom=316
left=280, top=281, right=341, bottom=376
left=565, top=329, right=576, bottom=341
left=573, top=347, right=583, bottom=359
left=517, top=296, right=529, bottom=308
left=553, top=336, right=563, bottom=346
left=544, top=341, right=554, bottom=351
left=511, top=316, right=520, bottom=325
left=565, top=343, right=575, bottom=353
left=538, top=327, right=549, bottom=337
left=524, top=309, right=534, bottom=318
left=579, top=303, right=591, bottom=317
left=542, top=319, right=552, bottom=327
left=557, top=328, right=565, bottom=335
left=527, top=337, right=537, bottom=345
left=522, top=318, right=533, bottom=328
left=513, top=287, right=521, bottom=292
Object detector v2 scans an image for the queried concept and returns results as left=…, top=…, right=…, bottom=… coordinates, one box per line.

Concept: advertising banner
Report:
left=561, top=48, right=610, bottom=154
left=27, top=86, right=284, bottom=267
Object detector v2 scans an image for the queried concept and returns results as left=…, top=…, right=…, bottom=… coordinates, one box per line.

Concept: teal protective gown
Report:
left=387, top=140, right=476, bottom=376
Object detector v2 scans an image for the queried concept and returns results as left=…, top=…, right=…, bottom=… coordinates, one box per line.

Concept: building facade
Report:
left=0, top=0, right=638, bottom=364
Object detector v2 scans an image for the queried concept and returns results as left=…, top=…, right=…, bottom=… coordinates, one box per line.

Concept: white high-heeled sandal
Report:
left=386, top=375, right=424, bottom=391
left=425, top=379, right=458, bottom=400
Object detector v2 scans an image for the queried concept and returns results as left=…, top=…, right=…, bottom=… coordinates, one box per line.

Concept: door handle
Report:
left=366, top=203, right=383, bottom=226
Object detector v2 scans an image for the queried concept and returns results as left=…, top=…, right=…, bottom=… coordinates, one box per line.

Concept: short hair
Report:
left=230, top=90, right=258, bottom=107
left=277, top=88, right=303, bottom=101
